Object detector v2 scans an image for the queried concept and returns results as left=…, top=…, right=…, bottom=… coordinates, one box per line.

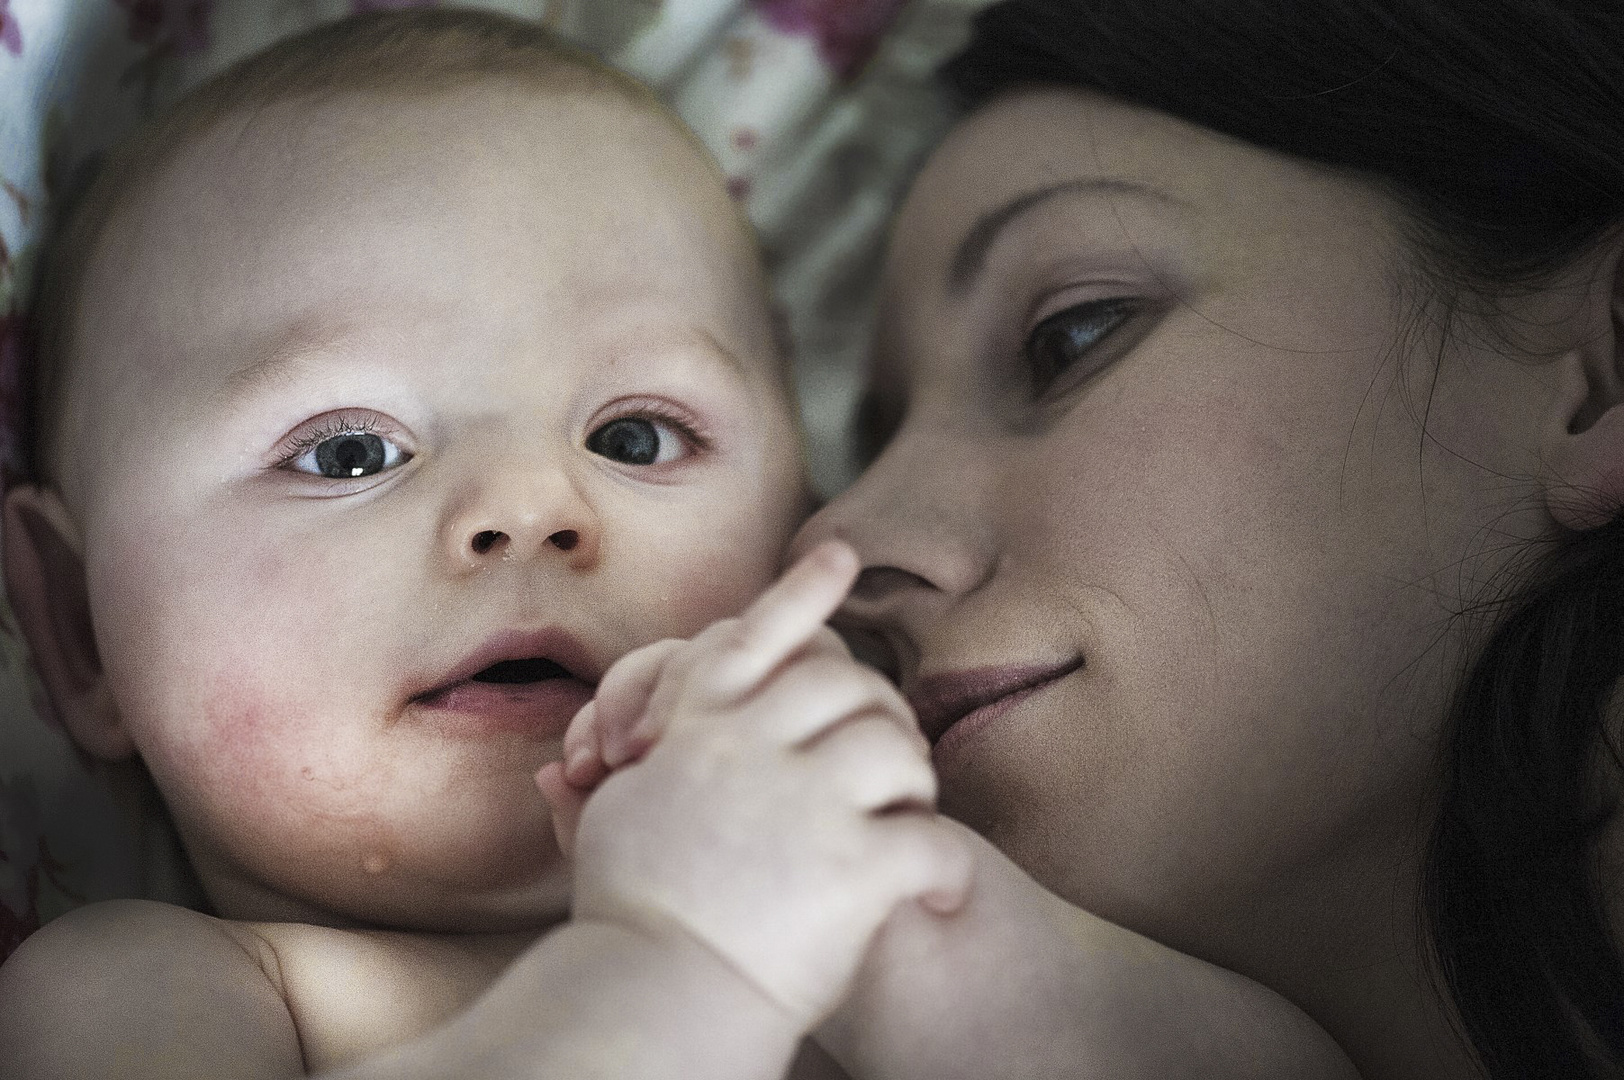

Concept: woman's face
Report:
left=795, top=90, right=1569, bottom=965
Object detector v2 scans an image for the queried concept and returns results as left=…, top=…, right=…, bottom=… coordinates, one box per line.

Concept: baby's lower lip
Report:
left=411, top=677, right=593, bottom=739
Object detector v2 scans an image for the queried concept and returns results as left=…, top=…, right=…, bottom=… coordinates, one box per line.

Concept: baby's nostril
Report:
left=550, top=530, right=578, bottom=552
left=472, top=530, right=505, bottom=555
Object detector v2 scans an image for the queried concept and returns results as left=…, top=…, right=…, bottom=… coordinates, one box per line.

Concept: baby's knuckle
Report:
left=809, top=626, right=852, bottom=657
left=706, top=618, right=750, bottom=653
left=889, top=749, right=936, bottom=792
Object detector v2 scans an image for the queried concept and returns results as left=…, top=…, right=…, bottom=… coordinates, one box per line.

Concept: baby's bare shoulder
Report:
left=238, top=918, right=527, bottom=1072
left=0, top=898, right=304, bottom=1080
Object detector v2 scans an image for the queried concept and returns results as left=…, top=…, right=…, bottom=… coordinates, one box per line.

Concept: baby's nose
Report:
left=445, top=474, right=601, bottom=571
left=469, top=527, right=579, bottom=556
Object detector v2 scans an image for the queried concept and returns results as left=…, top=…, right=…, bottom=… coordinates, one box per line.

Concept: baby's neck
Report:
left=192, top=849, right=572, bottom=944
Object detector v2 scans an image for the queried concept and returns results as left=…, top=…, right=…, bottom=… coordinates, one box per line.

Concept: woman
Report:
left=794, top=0, right=1624, bottom=1076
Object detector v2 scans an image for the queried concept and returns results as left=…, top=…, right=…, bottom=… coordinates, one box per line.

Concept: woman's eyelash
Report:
left=1023, top=297, right=1138, bottom=396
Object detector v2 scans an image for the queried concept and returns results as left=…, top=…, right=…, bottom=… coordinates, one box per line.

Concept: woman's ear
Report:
left=1542, top=237, right=1624, bottom=531
left=2, top=483, right=133, bottom=761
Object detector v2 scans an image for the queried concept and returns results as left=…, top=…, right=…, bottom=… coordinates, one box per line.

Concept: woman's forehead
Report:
left=878, top=86, right=1405, bottom=361
left=895, top=87, right=1397, bottom=266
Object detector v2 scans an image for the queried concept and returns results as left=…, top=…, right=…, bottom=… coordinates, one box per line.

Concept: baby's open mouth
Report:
left=468, top=657, right=572, bottom=684
left=413, top=642, right=596, bottom=737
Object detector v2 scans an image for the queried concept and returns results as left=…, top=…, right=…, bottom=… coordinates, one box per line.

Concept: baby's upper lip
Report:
left=412, top=628, right=602, bottom=700
left=906, top=657, right=1084, bottom=744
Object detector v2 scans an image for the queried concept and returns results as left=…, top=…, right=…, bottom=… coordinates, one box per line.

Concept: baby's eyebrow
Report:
left=597, top=323, right=750, bottom=378
left=217, top=319, right=364, bottom=400
left=691, top=326, right=748, bottom=377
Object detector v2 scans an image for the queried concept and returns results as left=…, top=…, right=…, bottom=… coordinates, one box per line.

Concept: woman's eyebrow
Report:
left=947, top=177, right=1186, bottom=294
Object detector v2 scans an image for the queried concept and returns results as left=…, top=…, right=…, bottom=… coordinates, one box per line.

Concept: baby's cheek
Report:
left=655, top=483, right=804, bottom=629
left=660, top=542, right=781, bottom=631
left=164, top=680, right=376, bottom=837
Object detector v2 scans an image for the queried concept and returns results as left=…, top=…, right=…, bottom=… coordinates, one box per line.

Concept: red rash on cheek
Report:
left=183, top=675, right=349, bottom=817
left=180, top=682, right=283, bottom=796
left=190, top=682, right=393, bottom=838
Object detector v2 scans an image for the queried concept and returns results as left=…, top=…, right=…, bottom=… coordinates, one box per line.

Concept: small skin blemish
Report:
left=361, top=852, right=391, bottom=876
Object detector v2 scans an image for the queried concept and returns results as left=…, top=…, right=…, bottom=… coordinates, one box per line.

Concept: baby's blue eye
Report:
left=587, top=417, right=684, bottom=466
left=290, top=432, right=410, bottom=479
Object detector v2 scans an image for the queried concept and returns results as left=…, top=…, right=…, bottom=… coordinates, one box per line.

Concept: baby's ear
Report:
left=2, top=484, right=132, bottom=760
left=1542, top=236, right=1624, bottom=531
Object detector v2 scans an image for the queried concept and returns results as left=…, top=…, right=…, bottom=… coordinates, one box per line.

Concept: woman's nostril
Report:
left=471, top=530, right=505, bottom=555
left=840, top=626, right=902, bottom=684
left=549, top=530, right=578, bottom=552
left=850, top=565, right=932, bottom=602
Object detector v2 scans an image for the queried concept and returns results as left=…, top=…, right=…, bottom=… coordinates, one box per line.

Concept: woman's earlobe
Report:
left=1539, top=255, right=1624, bottom=531
left=2, top=484, right=134, bottom=761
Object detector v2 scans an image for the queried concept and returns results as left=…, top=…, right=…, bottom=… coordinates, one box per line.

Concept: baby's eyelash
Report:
left=275, top=412, right=388, bottom=464
left=609, top=401, right=711, bottom=451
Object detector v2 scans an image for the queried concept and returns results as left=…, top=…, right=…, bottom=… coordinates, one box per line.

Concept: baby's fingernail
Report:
left=811, top=539, right=854, bottom=568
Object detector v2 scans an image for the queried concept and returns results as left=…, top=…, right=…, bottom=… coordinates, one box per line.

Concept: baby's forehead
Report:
left=136, top=81, right=698, bottom=221
left=64, top=81, right=774, bottom=428
left=88, top=79, right=746, bottom=320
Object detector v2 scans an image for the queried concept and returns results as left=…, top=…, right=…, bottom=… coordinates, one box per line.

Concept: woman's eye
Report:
left=1023, top=298, right=1137, bottom=395
left=289, top=432, right=410, bottom=479
left=586, top=416, right=687, bottom=466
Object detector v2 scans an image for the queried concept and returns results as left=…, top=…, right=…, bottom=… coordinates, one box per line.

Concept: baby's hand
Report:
left=536, top=542, right=970, bottom=1027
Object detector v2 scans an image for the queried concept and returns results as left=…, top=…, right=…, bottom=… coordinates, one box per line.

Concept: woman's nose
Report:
left=791, top=423, right=997, bottom=623
left=444, top=468, right=601, bottom=572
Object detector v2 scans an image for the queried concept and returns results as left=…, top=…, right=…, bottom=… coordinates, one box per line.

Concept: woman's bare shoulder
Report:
left=0, top=898, right=304, bottom=1079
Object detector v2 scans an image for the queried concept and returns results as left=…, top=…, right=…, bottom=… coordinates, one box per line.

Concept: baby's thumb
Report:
left=535, top=762, right=587, bottom=860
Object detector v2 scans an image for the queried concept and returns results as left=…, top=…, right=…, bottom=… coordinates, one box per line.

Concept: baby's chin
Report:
left=191, top=825, right=574, bottom=934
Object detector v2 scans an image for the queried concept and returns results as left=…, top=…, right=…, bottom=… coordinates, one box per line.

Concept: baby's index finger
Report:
left=733, top=541, right=860, bottom=671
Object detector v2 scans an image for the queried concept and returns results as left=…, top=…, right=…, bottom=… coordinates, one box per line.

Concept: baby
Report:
left=0, top=10, right=962, bottom=1079
left=0, top=9, right=1361, bottom=1080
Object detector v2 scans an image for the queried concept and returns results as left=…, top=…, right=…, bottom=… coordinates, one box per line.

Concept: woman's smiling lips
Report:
left=409, top=629, right=600, bottom=738
left=907, top=658, right=1086, bottom=757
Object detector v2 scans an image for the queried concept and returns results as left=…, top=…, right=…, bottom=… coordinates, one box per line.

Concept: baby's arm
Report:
left=0, top=887, right=806, bottom=1080
left=0, top=545, right=966, bottom=1080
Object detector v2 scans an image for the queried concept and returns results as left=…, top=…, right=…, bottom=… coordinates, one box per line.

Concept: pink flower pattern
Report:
left=0, top=0, right=21, bottom=58
left=754, top=0, right=908, bottom=81
left=113, top=0, right=214, bottom=56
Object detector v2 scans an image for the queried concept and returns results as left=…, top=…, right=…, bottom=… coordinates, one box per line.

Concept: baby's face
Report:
left=55, top=84, right=808, bottom=930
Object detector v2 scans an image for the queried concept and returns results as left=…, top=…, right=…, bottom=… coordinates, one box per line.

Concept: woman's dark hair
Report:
left=942, top=2, right=1624, bottom=1076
